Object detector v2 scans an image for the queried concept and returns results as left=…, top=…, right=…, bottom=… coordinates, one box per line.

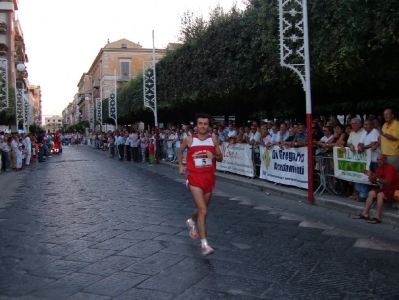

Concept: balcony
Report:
left=117, top=74, right=136, bottom=82
left=14, top=35, right=24, bottom=47
left=14, top=51, right=26, bottom=63
left=0, top=43, right=8, bottom=55
left=0, top=22, right=7, bottom=33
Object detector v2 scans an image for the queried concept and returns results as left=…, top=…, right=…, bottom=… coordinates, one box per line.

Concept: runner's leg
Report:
left=190, top=185, right=212, bottom=239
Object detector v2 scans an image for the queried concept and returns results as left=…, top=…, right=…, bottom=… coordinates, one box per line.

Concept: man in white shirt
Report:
left=358, top=118, right=380, bottom=163
left=248, top=125, right=261, bottom=145
left=269, top=125, right=281, bottom=147
left=23, top=133, right=31, bottom=166
left=223, top=123, right=237, bottom=139
left=116, top=133, right=125, bottom=161
left=347, top=117, right=364, bottom=152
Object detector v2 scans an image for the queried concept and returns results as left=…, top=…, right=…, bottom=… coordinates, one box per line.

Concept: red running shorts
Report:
left=186, top=172, right=216, bottom=194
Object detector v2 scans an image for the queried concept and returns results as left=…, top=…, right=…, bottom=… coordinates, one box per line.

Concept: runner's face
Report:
left=196, top=118, right=209, bottom=134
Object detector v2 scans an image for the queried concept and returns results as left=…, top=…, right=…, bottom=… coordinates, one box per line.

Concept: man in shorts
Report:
left=178, top=113, right=223, bottom=255
left=354, top=154, right=399, bottom=224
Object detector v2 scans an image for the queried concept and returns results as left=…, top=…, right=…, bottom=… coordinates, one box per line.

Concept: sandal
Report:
left=349, top=192, right=359, bottom=199
left=353, top=195, right=366, bottom=202
left=368, top=218, right=381, bottom=224
left=353, top=213, right=370, bottom=220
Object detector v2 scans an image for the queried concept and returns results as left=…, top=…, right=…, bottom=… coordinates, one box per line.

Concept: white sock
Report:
left=188, top=219, right=196, bottom=227
left=201, top=239, right=208, bottom=247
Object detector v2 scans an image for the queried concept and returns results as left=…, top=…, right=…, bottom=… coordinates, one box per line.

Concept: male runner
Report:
left=178, top=113, right=223, bottom=255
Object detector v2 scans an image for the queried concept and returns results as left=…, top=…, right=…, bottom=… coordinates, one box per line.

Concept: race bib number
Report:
left=194, top=154, right=212, bottom=168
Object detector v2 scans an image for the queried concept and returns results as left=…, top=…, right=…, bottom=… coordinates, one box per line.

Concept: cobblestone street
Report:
left=1, top=146, right=399, bottom=299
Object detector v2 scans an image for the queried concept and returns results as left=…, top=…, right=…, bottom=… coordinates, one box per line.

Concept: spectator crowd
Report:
left=2, top=108, right=398, bottom=223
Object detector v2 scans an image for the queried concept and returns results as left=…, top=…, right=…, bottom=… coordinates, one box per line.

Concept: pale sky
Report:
left=17, top=0, right=246, bottom=120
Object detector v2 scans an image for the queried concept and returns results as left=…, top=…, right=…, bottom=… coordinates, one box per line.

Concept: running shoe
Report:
left=202, top=243, right=214, bottom=256
left=186, top=219, right=198, bottom=239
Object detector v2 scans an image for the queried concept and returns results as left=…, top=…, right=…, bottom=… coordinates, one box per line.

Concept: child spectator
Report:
left=148, top=139, right=155, bottom=167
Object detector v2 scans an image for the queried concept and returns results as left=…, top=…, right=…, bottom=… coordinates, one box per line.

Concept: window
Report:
left=120, top=61, right=130, bottom=80
left=121, top=43, right=127, bottom=48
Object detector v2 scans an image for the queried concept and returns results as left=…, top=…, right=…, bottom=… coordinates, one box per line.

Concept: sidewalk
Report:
left=155, top=160, right=399, bottom=227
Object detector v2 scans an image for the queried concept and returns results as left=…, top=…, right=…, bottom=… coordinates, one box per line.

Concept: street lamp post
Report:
left=108, top=69, right=117, bottom=130
left=143, top=30, right=159, bottom=164
left=85, top=91, right=95, bottom=132
left=279, top=0, right=314, bottom=204
left=0, top=58, right=9, bottom=112
left=14, top=62, right=28, bottom=133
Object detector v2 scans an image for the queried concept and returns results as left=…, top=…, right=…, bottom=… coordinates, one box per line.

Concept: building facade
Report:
left=64, top=38, right=166, bottom=128
left=0, top=0, right=42, bottom=131
left=43, top=115, right=62, bottom=133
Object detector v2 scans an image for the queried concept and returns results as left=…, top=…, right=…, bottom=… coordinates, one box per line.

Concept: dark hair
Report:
left=335, top=124, right=344, bottom=132
left=194, top=113, right=212, bottom=125
left=344, top=124, right=352, bottom=130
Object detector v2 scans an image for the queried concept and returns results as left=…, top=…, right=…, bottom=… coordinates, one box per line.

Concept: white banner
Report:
left=216, top=142, right=254, bottom=177
left=333, top=147, right=371, bottom=184
left=259, top=145, right=308, bottom=189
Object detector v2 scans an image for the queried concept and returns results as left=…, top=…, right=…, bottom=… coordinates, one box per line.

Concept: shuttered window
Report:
left=120, top=62, right=130, bottom=80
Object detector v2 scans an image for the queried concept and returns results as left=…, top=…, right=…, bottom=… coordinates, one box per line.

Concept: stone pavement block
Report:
left=159, top=243, right=201, bottom=258
left=108, top=221, right=150, bottom=231
left=83, top=271, right=148, bottom=297
left=196, top=274, right=272, bottom=298
left=175, top=256, right=237, bottom=275
left=40, top=240, right=98, bottom=257
left=117, top=240, right=169, bottom=258
left=43, top=232, right=88, bottom=245
left=137, top=265, right=208, bottom=295
left=7, top=253, right=62, bottom=272
left=63, top=248, right=116, bottom=263
left=80, top=229, right=126, bottom=243
left=0, top=271, right=54, bottom=297
left=28, top=259, right=89, bottom=279
left=117, top=230, right=162, bottom=240
left=140, top=224, right=183, bottom=235
left=228, top=263, right=295, bottom=283
left=0, top=295, right=50, bottom=300
left=175, top=287, right=257, bottom=300
left=89, top=237, right=138, bottom=251
left=31, top=272, right=103, bottom=299
left=113, top=288, right=173, bottom=300
left=125, top=252, right=185, bottom=275
left=77, top=255, right=139, bottom=277
left=154, top=233, right=195, bottom=245
left=66, top=292, right=112, bottom=300
left=262, top=282, right=346, bottom=299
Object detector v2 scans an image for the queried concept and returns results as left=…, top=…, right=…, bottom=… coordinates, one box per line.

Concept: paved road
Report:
left=1, top=145, right=399, bottom=299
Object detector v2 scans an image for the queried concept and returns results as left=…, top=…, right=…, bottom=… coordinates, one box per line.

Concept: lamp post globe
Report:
left=16, top=63, right=25, bottom=72
left=85, top=96, right=89, bottom=101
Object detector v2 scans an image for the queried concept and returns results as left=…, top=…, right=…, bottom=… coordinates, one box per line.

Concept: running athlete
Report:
left=178, top=113, right=223, bottom=255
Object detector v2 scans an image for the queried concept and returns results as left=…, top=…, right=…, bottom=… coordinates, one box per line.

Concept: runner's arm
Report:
left=212, top=136, right=223, bottom=162
left=178, top=136, right=192, bottom=174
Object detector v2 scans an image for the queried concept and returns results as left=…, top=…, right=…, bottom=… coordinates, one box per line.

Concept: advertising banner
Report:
left=259, top=145, right=308, bottom=189
left=333, top=147, right=371, bottom=184
left=216, top=142, right=254, bottom=177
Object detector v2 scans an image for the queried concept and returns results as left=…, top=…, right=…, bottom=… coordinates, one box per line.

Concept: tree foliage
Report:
left=113, top=0, right=399, bottom=125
